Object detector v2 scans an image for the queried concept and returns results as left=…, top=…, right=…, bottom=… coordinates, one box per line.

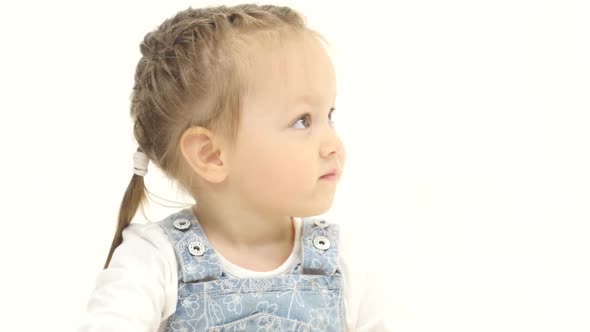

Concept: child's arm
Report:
left=77, top=223, right=176, bottom=332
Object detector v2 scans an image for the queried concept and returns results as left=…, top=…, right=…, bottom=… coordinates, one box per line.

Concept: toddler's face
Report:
left=227, top=35, right=345, bottom=217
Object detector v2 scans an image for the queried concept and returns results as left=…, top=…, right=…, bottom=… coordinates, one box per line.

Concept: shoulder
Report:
left=79, top=221, right=179, bottom=330
left=119, top=207, right=194, bottom=259
left=120, top=220, right=178, bottom=285
left=334, top=220, right=394, bottom=331
left=335, top=220, right=371, bottom=298
left=122, top=221, right=169, bottom=244
left=335, top=221, right=368, bottom=277
left=110, top=221, right=178, bottom=291
left=117, top=222, right=175, bottom=263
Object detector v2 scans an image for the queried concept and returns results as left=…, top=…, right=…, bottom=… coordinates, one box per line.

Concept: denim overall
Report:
left=156, top=208, right=345, bottom=332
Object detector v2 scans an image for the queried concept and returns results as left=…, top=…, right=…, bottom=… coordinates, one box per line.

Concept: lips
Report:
left=321, top=168, right=338, bottom=177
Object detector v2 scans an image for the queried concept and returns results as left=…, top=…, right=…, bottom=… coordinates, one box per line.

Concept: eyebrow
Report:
left=292, top=91, right=337, bottom=107
left=292, top=94, right=323, bottom=106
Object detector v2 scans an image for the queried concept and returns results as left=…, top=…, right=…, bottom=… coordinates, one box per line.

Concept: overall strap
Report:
left=300, top=217, right=341, bottom=276
left=156, top=208, right=222, bottom=283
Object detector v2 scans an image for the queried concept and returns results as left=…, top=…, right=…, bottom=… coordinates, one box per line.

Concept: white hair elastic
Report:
left=133, top=150, right=149, bottom=176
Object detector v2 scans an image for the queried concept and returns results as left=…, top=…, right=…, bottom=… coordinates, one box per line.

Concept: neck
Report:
left=191, top=204, right=294, bottom=249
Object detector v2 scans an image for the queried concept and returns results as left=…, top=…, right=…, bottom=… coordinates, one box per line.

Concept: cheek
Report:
left=260, top=145, right=306, bottom=183
left=235, top=140, right=311, bottom=193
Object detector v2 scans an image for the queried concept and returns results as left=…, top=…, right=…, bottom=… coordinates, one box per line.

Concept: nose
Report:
left=319, top=123, right=344, bottom=159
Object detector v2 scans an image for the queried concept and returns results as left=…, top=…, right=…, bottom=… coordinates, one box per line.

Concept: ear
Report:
left=179, top=126, right=229, bottom=183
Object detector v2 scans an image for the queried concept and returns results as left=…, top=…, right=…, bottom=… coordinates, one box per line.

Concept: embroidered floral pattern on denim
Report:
left=156, top=208, right=345, bottom=331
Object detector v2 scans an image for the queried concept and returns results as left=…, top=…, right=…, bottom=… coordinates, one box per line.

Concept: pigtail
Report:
left=103, top=160, right=148, bottom=269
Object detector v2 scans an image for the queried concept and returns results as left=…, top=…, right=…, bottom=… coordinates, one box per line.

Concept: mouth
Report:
left=320, top=168, right=338, bottom=180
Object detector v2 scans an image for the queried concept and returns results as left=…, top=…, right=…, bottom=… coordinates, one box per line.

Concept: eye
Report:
left=292, top=114, right=312, bottom=129
left=292, top=108, right=336, bottom=129
left=328, top=107, right=335, bottom=123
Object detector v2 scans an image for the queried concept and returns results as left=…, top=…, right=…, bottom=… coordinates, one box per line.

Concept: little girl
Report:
left=79, top=4, right=389, bottom=331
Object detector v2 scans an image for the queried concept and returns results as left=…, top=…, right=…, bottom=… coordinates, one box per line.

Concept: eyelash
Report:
left=292, top=108, right=336, bottom=129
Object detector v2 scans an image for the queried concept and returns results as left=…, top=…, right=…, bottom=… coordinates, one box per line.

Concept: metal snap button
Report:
left=188, top=241, right=206, bottom=256
left=313, top=235, right=331, bottom=250
left=314, top=219, right=328, bottom=228
left=173, top=218, right=191, bottom=231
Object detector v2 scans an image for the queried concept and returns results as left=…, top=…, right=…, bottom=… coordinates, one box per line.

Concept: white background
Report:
left=0, top=0, right=589, bottom=331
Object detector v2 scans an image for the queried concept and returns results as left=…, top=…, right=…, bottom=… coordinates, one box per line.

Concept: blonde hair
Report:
left=104, top=4, right=328, bottom=268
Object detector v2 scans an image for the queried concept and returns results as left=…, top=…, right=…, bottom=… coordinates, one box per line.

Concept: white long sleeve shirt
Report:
left=78, top=217, right=392, bottom=331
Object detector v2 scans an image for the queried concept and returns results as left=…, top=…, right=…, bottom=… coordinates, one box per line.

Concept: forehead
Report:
left=241, top=34, right=337, bottom=111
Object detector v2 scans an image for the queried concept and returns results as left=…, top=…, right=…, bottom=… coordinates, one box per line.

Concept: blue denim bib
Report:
left=156, top=208, right=345, bottom=332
